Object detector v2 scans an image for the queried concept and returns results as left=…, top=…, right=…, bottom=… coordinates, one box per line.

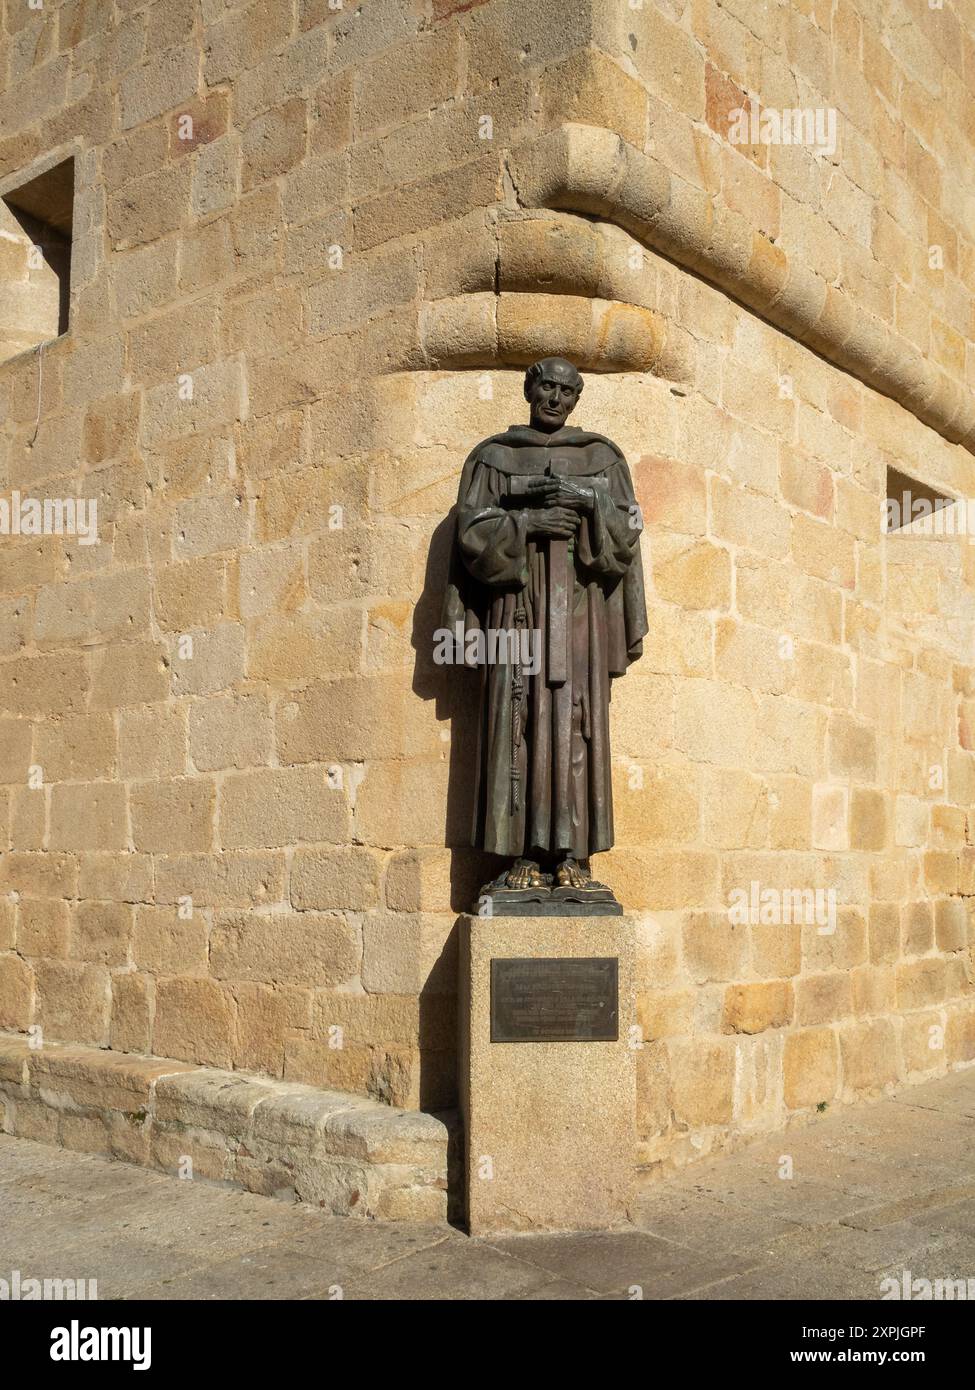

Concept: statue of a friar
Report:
left=442, top=357, right=648, bottom=912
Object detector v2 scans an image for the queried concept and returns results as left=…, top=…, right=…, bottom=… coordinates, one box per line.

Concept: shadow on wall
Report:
left=411, top=508, right=505, bottom=913
left=408, top=508, right=503, bottom=1114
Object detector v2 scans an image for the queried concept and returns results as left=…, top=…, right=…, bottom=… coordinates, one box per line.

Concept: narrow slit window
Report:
left=885, top=465, right=956, bottom=534
left=0, top=157, right=74, bottom=366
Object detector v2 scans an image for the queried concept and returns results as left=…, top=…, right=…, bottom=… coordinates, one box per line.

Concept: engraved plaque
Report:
left=490, top=957, right=618, bottom=1042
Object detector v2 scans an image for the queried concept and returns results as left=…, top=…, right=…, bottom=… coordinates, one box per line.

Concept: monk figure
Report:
left=442, top=358, right=648, bottom=906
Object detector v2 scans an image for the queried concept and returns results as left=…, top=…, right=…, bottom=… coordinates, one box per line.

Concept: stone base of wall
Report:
left=0, top=1033, right=456, bottom=1224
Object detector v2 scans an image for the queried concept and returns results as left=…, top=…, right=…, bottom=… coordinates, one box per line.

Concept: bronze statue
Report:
left=442, top=358, right=648, bottom=913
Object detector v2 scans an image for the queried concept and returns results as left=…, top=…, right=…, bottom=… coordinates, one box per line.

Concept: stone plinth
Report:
left=459, top=913, right=636, bottom=1235
left=0, top=1033, right=453, bottom=1224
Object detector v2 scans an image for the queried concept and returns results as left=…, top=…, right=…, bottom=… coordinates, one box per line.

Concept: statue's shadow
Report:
left=408, top=513, right=501, bottom=1120
left=411, top=512, right=504, bottom=911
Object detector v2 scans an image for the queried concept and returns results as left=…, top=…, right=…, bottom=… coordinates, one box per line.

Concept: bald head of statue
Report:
left=524, top=357, right=584, bottom=433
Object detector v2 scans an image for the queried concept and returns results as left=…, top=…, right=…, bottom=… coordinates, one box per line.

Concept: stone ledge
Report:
left=420, top=290, right=693, bottom=378
left=507, top=123, right=975, bottom=456
left=0, top=1033, right=455, bottom=1224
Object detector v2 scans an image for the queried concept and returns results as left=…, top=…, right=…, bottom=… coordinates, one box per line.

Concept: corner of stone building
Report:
left=1, top=0, right=975, bottom=1218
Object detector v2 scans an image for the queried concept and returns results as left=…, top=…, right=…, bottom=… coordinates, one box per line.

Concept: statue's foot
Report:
left=505, top=858, right=547, bottom=890
left=555, top=857, right=591, bottom=889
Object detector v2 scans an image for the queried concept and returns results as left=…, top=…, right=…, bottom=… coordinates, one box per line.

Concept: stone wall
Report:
left=0, top=0, right=974, bottom=1183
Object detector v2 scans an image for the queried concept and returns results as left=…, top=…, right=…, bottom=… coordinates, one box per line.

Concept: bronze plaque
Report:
left=490, top=957, right=618, bottom=1042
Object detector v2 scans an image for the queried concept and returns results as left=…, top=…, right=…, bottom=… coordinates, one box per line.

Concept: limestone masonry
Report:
left=1, top=0, right=974, bottom=1217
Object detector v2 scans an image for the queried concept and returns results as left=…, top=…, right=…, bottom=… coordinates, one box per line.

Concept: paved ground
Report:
left=2, top=1068, right=975, bottom=1300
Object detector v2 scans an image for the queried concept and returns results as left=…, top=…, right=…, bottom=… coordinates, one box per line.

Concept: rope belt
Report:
left=510, top=604, right=528, bottom=814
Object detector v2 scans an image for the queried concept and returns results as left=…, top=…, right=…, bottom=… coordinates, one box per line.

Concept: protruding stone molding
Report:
left=506, top=123, right=975, bottom=457
left=419, top=289, right=693, bottom=378
left=414, top=209, right=696, bottom=376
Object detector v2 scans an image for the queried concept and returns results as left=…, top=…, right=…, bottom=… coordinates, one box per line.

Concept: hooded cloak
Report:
left=442, top=424, right=647, bottom=860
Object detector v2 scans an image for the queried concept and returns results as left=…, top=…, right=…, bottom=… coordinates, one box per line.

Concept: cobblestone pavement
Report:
left=2, top=1068, right=974, bottom=1300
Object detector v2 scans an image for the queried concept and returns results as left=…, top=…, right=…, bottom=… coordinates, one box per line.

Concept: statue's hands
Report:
left=524, top=476, right=561, bottom=503
left=523, top=475, right=587, bottom=537
left=528, top=506, right=582, bottom=539
left=551, top=479, right=595, bottom=513
left=523, top=475, right=594, bottom=513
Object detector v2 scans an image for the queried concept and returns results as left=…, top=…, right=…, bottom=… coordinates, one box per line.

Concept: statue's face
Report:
left=527, top=364, right=582, bottom=432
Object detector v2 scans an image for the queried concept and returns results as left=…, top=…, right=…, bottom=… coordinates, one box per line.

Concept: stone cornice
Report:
left=506, top=124, right=975, bottom=456
left=419, top=290, right=693, bottom=378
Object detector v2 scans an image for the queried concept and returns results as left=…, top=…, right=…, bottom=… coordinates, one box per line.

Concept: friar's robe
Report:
left=442, top=424, right=648, bottom=860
